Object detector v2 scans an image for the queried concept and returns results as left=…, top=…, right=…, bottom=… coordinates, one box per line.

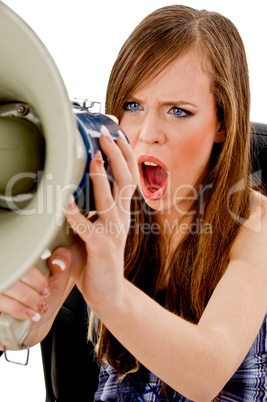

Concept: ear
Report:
left=214, top=123, right=225, bottom=143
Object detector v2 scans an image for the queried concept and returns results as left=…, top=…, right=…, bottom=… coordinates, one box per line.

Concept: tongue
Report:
left=144, top=165, right=167, bottom=190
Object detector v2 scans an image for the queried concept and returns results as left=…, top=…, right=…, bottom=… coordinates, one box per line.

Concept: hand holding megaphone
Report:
left=0, top=122, right=137, bottom=352
left=0, top=2, right=132, bottom=350
left=0, top=97, right=128, bottom=350
left=0, top=247, right=72, bottom=351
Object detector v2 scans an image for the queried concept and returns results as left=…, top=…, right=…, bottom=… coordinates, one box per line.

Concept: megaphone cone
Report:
left=0, top=2, right=123, bottom=349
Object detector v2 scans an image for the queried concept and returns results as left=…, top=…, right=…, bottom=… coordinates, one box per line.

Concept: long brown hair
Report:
left=92, top=5, right=252, bottom=378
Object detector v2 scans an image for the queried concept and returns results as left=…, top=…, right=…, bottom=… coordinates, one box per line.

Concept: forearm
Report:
left=91, top=279, right=230, bottom=401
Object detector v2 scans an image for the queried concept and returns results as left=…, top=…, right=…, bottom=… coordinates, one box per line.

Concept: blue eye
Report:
left=171, top=107, right=189, bottom=117
left=123, top=102, right=141, bottom=111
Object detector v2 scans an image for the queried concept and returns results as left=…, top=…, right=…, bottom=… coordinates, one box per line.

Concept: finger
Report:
left=99, top=128, right=133, bottom=190
left=105, top=114, right=119, bottom=124
left=99, top=129, right=138, bottom=217
left=69, top=236, right=87, bottom=271
left=66, top=200, right=95, bottom=244
left=116, top=131, right=139, bottom=186
left=115, top=135, right=139, bottom=215
left=3, top=281, right=47, bottom=315
left=89, top=150, right=118, bottom=218
left=0, top=293, right=42, bottom=322
left=93, top=129, right=136, bottom=220
left=20, top=266, right=49, bottom=296
left=47, top=247, right=72, bottom=273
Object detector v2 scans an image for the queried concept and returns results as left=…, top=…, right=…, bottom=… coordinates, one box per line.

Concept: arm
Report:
left=98, top=252, right=267, bottom=401
left=66, top=130, right=267, bottom=401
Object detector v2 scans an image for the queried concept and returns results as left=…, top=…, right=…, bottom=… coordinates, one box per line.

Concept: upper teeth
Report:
left=143, top=161, right=158, bottom=166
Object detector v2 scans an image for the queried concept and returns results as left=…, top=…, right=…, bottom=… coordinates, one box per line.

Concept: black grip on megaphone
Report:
left=72, top=105, right=126, bottom=212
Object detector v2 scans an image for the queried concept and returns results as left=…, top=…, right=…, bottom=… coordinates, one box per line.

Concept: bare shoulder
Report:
left=230, top=190, right=267, bottom=264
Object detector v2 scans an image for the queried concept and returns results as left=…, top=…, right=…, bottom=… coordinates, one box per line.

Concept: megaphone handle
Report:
left=0, top=313, right=34, bottom=351
left=0, top=223, right=74, bottom=350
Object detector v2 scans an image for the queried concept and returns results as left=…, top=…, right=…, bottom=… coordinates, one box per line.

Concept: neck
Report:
left=157, top=210, right=194, bottom=243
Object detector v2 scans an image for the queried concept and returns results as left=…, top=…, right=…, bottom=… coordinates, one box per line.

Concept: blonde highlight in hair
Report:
left=91, top=5, right=252, bottom=383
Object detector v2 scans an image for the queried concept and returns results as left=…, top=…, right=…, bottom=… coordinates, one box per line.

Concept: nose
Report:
left=138, top=111, right=166, bottom=145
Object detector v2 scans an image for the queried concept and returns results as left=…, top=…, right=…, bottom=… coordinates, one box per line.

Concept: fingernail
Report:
left=117, top=129, right=128, bottom=143
left=51, top=259, right=66, bottom=271
left=38, top=301, right=48, bottom=313
left=31, top=312, right=41, bottom=322
left=40, top=249, right=52, bottom=260
left=68, top=194, right=76, bottom=210
left=40, top=286, right=50, bottom=298
left=100, top=125, right=113, bottom=143
left=68, top=194, right=75, bottom=204
left=94, top=150, right=104, bottom=170
left=105, top=114, right=119, bottom=124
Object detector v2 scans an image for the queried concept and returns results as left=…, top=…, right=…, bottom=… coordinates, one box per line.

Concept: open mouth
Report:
left=138, top=156, right=168, bottom=200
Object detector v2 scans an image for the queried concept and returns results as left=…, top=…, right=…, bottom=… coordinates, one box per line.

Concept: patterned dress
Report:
left=94, top=314, right=267, bottom=401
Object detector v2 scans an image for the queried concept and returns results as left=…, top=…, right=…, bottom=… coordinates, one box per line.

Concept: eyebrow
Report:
left=162, top=100, right=198, bottom=108
left=128, top=96, right=198, bottom=109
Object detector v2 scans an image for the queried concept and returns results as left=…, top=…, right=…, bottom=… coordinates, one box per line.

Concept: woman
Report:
left=1, top=5, right=267, bottom=401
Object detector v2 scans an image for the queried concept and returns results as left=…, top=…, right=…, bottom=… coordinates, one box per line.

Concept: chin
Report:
left=141, top=193, right=172, bottom=215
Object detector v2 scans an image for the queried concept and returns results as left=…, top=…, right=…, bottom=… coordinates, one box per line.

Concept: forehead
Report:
left=134, top=50, right=213, bottom=101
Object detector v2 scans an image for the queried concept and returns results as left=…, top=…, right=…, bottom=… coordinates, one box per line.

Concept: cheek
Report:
left=119, top=120, right=138, bottom=148
left=175, top=123, right=216, bottom=169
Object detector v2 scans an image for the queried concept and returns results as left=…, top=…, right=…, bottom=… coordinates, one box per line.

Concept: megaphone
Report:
left=0, top=2, right=123, bottom=349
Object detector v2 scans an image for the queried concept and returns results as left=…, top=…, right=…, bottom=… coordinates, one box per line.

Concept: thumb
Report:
left=45, top=247, right=72, bottom=299
left=47, top=247, right=72, bottom=274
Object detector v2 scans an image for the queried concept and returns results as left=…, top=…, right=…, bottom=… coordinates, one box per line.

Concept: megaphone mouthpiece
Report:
left=0, top=102, right=45, bottom=200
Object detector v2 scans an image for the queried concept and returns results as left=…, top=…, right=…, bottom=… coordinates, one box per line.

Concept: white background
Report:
left=0, top=1, right=266, bottom=401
